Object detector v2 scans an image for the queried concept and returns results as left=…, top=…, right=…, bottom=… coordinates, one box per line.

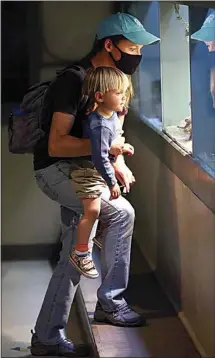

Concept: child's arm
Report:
left=90, top=125, right=118, bottom=188
left=109, top=110, right=134, bottom=157
left=90, top=124, right=121, bottom=198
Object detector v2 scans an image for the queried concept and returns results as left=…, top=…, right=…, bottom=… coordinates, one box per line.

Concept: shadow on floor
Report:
left=124, top=242, right=176, bottom=319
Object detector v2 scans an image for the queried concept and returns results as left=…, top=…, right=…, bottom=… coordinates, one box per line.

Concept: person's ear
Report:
left=104, top=39, right=114, bottom=53
left=95, top=91, right=104, bottom=103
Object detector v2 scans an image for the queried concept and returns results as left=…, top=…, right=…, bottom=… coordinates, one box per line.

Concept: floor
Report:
left=2, top=248, right=202, bottom=358
left=1, top=260, right=85, bottom=358
left=80, top=243, right=201, bottom=358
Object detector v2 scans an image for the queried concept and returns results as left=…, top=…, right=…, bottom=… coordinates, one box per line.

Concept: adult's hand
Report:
left=122, top=143, right=134, bottom=156
left=113, top=156, right=135, bottom=193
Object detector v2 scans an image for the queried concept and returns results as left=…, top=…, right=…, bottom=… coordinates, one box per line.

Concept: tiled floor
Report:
left=1, top=260, right=85, bottom=357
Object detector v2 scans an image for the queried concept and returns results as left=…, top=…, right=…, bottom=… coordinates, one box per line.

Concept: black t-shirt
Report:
left=33, top=57, right=92, bottom=170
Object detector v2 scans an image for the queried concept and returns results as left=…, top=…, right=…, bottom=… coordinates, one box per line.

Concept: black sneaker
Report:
left=94, top=302, right=146, bottom=327
left=30, top=330, right=89, bottom=357
left=92, top=233, right=103, bottom=249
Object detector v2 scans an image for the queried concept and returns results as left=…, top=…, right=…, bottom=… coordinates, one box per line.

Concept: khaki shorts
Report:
left=70, top=167, right=107, bottom=199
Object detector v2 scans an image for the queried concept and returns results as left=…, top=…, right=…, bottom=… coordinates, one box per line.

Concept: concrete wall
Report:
left=40, top=1, right=113, bottom=81
left=1, top=126, right=60, bottom=245
left=2, top=2, right=113, bottom=245
left=125, top=121, right=215, bottom=358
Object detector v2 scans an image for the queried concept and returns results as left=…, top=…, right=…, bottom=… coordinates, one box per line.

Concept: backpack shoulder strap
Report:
left=56, top=65, right=87, bottom=111
left=56, top=64, right=86, bottom=81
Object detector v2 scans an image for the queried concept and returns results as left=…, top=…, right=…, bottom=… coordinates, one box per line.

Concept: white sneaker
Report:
left=69, top=251, right=99, bottom=279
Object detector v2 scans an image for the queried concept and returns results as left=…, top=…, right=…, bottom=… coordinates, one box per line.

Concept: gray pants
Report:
left=34, top=161, right=135, bottom=345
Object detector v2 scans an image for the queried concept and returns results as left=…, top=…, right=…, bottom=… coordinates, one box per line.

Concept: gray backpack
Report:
left=8, top=65, right=86, bottom=154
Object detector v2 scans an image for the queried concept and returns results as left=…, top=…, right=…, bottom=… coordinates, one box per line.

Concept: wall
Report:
left=2, top=2, right=113, bottom=245
left=125, top=120, right=215, bottom=357
left=1, top=125, right=60, bottom=245
left=39, top=1, right=113, bottom=81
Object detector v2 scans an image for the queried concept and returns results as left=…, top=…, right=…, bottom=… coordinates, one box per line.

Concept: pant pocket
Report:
left=35, top=172, right=58, bottom=201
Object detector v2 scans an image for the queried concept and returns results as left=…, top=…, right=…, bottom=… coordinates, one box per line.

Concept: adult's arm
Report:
left=48, top=112, right=91, bottom=157
left=47, top=69, right=91, bottom=157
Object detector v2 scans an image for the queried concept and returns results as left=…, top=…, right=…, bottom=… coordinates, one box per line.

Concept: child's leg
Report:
left=69, top=197, right=101, bottom=279
left=75, top=197, right=101, bottom=254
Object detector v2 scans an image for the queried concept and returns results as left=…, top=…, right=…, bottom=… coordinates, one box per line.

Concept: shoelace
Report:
left=61, top=339, right=87, bottom=353
left=60, top=338, right=74, bottom=349
left=111, top=304, right=133, bottom=318
left=120, top=304, right=133, bottom=314
left=81, top=255, right=96, bottom=271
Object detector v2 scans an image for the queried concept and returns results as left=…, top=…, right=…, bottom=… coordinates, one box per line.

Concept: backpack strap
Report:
left=56, top=65, right=88, bottom=112
left=56, top=64, right=86, bottom=78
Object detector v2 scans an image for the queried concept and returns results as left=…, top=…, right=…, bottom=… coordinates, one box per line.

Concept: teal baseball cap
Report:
left=191, top=11, right=215, bottom=42
left=96, top=12, right=160, bottom=46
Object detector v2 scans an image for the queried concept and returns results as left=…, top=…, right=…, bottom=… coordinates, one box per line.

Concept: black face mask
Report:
left=109, top=43, right=142, bottom=75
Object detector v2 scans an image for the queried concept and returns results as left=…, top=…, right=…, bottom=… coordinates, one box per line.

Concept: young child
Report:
left=69, top=66, right=134, bottom=279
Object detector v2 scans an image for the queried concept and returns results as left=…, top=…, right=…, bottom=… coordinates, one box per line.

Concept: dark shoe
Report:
left=92, top=233, right=103, bottom=249
left=30, top=330, right=89, bottom=357
left=92, top=229, right=103, bottom=249
left=94, top=302, right=146, bottom=327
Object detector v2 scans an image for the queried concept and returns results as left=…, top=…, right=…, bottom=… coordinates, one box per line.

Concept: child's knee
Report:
left=87, top=206, right=100, bottom=220
left=83, top=198, right=101, bottom=221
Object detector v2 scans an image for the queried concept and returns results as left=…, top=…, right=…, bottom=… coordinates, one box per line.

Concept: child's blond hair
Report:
left=83, top=66, right=133, bottom=111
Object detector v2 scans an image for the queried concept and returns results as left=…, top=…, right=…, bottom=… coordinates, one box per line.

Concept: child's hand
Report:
left=109, top=137, right=125, bottom=156
left=123, top=143, right=134, bottom=156
left=109, top=183, right=121, bottom=199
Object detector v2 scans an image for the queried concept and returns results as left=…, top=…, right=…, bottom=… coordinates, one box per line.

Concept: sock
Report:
left=75, top=250, right=88, bottom=257
left=75, top=244, right=89, bottom=257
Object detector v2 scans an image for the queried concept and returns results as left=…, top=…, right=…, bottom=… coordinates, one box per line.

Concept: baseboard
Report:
left=1, top=243, right=62, bottom=262
left=179, top=312, right=209, bottom=358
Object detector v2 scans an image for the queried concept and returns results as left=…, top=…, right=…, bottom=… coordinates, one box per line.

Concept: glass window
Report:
left=190, top=7, right=215, bottom=178
left=125, top=2, right=215, bottom=178
left=127, top=1, right=162, bottom=132
left=160, top=3, right=192, bottom=154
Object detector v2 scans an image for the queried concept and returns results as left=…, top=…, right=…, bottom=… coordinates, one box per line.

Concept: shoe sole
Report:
left=31, top=345, right=89, bottom=357
left=94, top=314, right=144, bottom=327
left=31, top=348, right=88, bottom=357
left=31, top=347, right=55, bottom=356
left=69, top=256, right=99, bottom=279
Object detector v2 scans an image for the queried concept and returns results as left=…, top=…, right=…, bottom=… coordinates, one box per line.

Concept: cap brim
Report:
left=191, top=28, right=215, bottom=42
left=125, top=29, right=160, bottom=45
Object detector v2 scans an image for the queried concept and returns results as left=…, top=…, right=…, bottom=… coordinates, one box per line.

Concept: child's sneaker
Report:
left=69, top=251, right=99, bottom=279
